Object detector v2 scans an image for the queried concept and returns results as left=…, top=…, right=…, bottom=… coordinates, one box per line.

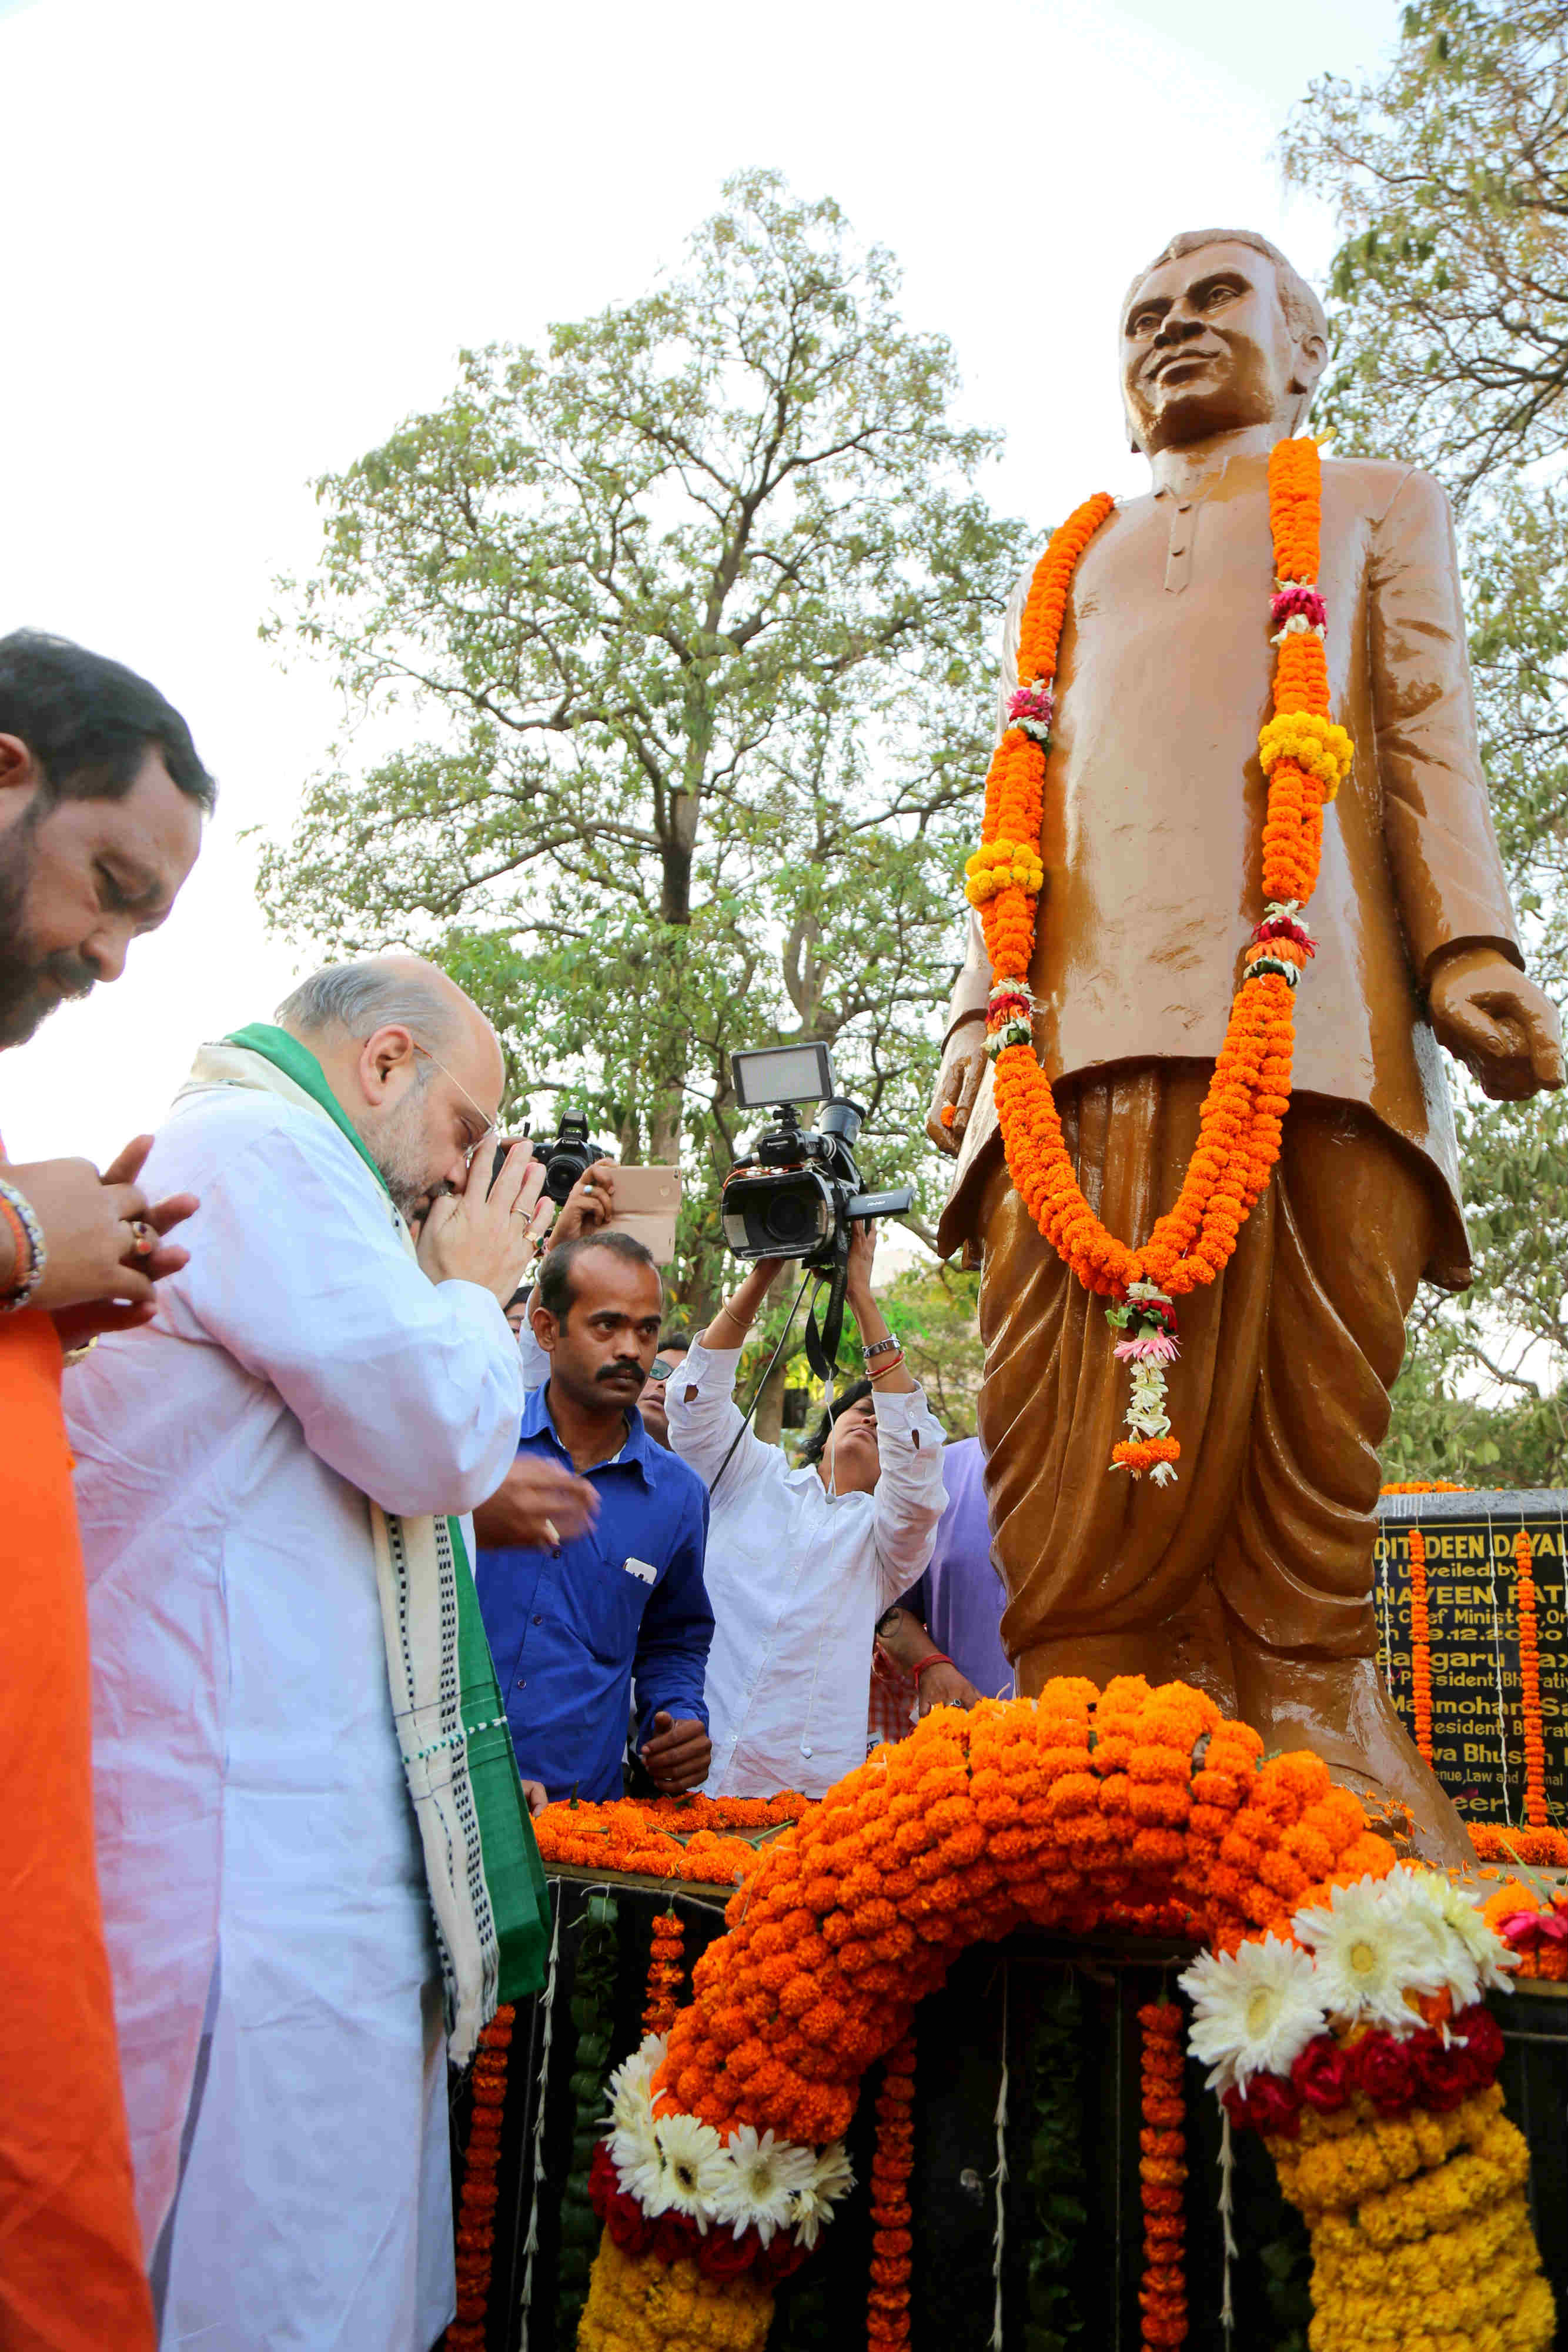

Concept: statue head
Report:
left=1119, top=230, right=1328, bottom=457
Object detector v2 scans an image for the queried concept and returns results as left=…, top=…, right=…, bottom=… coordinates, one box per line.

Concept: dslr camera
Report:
left=492, top=1111, right=611, bottom=1206
left=720, top=1043, right=912, bottom=1272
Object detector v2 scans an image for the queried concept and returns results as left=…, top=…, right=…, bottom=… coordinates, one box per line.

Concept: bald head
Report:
left=278, top=953, right=505, bottom=1220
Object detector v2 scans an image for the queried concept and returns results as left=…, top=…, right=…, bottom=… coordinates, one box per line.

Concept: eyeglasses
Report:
left=411, top=1043, right=500, bottom=1165
left=648, top=1355, right=683, bottom=1384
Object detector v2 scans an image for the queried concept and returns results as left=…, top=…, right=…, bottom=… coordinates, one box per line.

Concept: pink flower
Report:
left=1252, top=914, right=1318, bottom=957
left=1500, top=1909, right=1568, bottom=1947
left=1114, top=1334, right=1178, bottom=1364
left=1269, top=586, right=1327, bottom=630
left=1007, top=685, right=1055, bottom=730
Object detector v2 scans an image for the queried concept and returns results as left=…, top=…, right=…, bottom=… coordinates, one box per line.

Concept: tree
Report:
left=1282, top=0, right=1568, bottom=506
left=877, top=1261, right=983, bottom=1438
left=1286, top=5, right=1568, bottom=1482
left=259, top=171, right=1029, bottom=1314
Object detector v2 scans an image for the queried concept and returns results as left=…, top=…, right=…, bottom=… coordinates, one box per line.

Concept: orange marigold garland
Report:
left=576, top=1683, right=1556, bottom=2351
left=973, top=439, right=1350, bottom=1482
left=1408, top=1523, right=1435, bottom=1768
left=440, top=2003, right=514, bottom=2352
left=1138, top=2000, right=1188, bottom=2350
left=1513, top=1528, right=1549, bottom=1828
left=868, top=2033, right=916, bottom=2349
left=642, top=1907, right=688, bottom=2039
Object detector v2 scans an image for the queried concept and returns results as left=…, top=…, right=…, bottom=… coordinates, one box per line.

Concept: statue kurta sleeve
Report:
left=1370, top=467, right=1522, bottom=983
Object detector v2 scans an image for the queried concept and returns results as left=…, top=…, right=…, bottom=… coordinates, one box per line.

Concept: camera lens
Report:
left=764, top=1191, right=819, bottom=1246
left=543, top=1145, right=593, bottom=1206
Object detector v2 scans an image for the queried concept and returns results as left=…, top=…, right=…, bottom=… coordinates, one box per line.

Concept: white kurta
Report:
left=668, top=1341, right=947, bottom=1800
left=67, top=1085, right=524, bottom=2352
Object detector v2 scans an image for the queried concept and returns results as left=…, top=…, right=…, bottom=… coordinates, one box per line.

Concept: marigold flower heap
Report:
left=973, top=439, right=1349, bottom=1482
left=534, top=1791, right=804, bottom=1888
left=573, top=1683, right=1553, bottom=2351
left=575, top=1681, right=1397, bottom=2345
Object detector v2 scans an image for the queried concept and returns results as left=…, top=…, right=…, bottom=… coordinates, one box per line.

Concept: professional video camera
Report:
left=491, top=1111, right=612, bottom=1206
left=720, top=1042, right=912, bottom=1377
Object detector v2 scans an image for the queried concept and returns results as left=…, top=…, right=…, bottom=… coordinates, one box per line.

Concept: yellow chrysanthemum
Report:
left=1257, top=711, right=1356, bottom=801
left=964, top=836, right=1045, bottom=905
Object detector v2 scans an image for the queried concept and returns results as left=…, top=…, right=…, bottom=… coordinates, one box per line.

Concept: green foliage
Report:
left=877, top=1260, right=982, bottom=1438
left=1022, top=1974, right=1086, bottom=2352
left=1286, top=6, right=1568, bottom=1475
left=556, top=1892, right=620, bottom=2330
left=1248, top=2191, right=1312, bottom=2352
left=260, top=170, right=1029, bottom=1314
left=1282, top=1, right=1568, bottom=506
left=1385, top=1090, right=1568, bottom=1487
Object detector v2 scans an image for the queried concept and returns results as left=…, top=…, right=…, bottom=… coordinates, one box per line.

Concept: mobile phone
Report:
left=603, top=1166, right=681, bottom=1265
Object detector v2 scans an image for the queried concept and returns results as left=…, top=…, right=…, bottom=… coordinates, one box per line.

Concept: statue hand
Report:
left=1428, top=946, right=1564, bottom=1100
left=926, top=1030, right=987, bottom=1157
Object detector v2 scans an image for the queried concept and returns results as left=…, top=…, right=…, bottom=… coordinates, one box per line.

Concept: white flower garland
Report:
left=601, top=2033, right=854, bottom=2248
left=1178, top=1867, right=1516, bottom=2090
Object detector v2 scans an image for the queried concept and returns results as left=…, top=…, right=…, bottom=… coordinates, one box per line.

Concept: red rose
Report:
left=1350, top=2032, right=1415, bottom=2115
left=755, top=2229, right=813, bottom=2287
left=1222, top=2075, right=1300, bottom=2137
left=1456, top=2005, right=1504, bottom=2081
left=604, top=2193, right=653, bottom=2256
left=696, top=2228, right=758, bottom=2281
left=588, top=2140, right=617, bottom=2219
left=1410, top=2030, right=1473, bottom=2113
left=1290, top=2036, right=1349, bottom=2114
left=651, top=2211, right=699, bottom=2264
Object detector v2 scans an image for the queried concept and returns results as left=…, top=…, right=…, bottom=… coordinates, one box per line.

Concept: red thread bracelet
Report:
left=910, top=1652, right=953, bottom=1683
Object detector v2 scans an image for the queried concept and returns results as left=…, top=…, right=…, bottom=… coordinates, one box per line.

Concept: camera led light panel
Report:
left=730, top=1041, right=836, bottom=1108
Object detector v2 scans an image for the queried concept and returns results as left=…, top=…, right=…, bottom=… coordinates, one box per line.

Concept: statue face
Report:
left=1120, top=241, right=1315, bottom=456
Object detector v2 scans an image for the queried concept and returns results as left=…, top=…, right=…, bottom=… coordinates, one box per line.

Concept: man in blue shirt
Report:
left=474, top=1229, right=713, bottom=1801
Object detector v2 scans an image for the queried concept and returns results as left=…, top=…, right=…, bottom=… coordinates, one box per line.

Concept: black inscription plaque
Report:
left=1374, top=1489, right=1568, bottom=1827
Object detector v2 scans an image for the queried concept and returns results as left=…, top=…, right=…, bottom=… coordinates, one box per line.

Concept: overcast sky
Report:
left=1, top=0, right=1398, bottom=1163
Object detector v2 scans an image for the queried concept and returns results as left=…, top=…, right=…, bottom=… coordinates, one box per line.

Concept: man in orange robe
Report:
left=928, top=232, right=1562, bottom=1858
left=0, top=632, right=208, bottom=2348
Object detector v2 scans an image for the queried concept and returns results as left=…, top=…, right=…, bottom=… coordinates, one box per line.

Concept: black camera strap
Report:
left=801, top=1225, right=851, bottom=1384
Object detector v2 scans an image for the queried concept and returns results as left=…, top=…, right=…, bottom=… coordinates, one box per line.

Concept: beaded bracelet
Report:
left=0, top=1178, right=46, bottom=1312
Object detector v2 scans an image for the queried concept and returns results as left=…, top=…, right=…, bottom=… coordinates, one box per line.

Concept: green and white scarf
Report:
left=178, top=1023, right=550, bottom=2066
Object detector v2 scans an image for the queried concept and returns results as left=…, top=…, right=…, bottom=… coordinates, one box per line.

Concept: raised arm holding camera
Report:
left=669, top=1216, right=948, bottom=1801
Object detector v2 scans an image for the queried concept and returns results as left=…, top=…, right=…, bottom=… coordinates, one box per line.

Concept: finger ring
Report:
left=129, top=1220, right=156, bottom=1257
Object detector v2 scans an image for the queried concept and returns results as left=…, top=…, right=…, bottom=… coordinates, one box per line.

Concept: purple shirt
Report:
left=902, top=1436, right=1012, bottom=1700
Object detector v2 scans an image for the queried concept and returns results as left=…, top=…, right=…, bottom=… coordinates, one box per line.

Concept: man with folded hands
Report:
left=68, top=954, right=559, bottom=2352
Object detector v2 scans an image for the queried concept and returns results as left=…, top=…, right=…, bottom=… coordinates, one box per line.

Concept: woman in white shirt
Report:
left=667, top=1221, right=950, bottom=1799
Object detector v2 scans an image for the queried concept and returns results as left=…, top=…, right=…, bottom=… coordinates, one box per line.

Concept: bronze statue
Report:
left=927, top=229, right=1563, bottom=1860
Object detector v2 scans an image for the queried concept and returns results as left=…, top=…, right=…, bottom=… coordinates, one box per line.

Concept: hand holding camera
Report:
left=544, top=1160, right=617, bottom=1252
left=718, top=1044, right=911, bottom=1379
left=419, top=1143, right=549, bottom=1304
